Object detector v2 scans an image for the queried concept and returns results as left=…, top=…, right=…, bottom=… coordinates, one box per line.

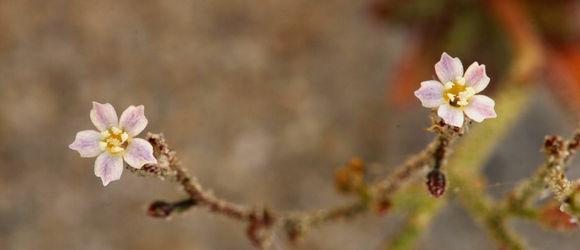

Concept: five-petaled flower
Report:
left=69, top=102, right=157, bottom=186
left=414, top=52, right=497, bottom=127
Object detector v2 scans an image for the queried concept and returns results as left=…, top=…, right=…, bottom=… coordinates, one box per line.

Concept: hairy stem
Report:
left=133, top=117, right=462, bottom=247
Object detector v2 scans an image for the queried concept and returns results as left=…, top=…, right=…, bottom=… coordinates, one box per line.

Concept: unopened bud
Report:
left=147, top=201, right=174, bottom=218
left=426, top=170, right=446, bottom=198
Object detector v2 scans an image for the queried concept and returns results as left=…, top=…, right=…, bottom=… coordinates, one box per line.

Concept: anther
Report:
left=121, top=132, right=129, bottom=143
left=111, top=146, right=124, bottom=153
left=111, top=127, right=122, bottom=135
left=455, top=76, right=465, bottom=85
left=444, top=82, right=454, bottom=89
left=100, top=130, right=111, bottom=139
left=447, top=93, right=456, bottom=101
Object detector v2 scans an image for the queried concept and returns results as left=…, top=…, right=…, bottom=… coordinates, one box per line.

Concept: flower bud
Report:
left=147, top=200, right=174, bottom=218
left=426, top=170, right=446, bottom=198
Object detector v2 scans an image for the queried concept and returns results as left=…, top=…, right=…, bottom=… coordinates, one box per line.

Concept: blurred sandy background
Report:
left=0, top=0, right=579, bottom=249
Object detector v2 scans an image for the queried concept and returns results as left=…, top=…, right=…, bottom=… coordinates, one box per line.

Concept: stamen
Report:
left=100, top=130, right=111, bottom=139
left=465, top=87, right=475, bottom=95
left=108, top=138, right=120, bottom=145
left=444, top=82, right=454, bottom=89
left=447, top=93, right=456, bottom=101
left=121, top=132, right=129, bottom=143
left=111, top=127, right=122, bottom=135
left=455, top=76, right=466, bottom=85
left=99, top=141, right=108, bottom=150
left=111, top=146, right=124, bottom=153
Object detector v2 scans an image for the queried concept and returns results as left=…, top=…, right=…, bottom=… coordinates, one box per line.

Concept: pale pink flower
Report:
left=414, top=52, right=497, bottom=127
left=69, top=102, right=157, bottom=186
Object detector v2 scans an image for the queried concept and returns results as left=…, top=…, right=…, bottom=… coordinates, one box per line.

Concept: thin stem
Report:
left=133, top=120, right=462, bottom=247
left=147, top=134, right=252, bottom=221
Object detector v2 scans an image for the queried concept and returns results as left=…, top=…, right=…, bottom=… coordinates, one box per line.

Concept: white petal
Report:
left=123, top=138, right=157, bottom=169
left=90, top=102, right=118, bottom=131
left=414, top=80, right=445, bottom=108
left=94, top=153, right=123, bottom=186
left=464, top=95, right=497, bottom=122
left=437, top=104, right=464, bottom=127
left=464, top=62, right=490, bottom=93
left=119, top=105, right=148, bottom=136
left=435, top=52, right=464, bottom=83
left=69, top=130, right=103, bottom=157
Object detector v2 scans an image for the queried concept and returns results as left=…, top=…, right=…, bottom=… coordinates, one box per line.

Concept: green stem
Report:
left=386, top=188, right=446, bottom=250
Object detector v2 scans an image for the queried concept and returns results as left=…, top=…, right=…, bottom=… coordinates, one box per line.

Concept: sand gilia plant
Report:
left=69, top=53, right=578, bottom=249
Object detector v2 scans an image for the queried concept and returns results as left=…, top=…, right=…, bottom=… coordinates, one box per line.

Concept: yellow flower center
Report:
left=98, top=126, right=130, bottom=154
left=443, top=76, right=475, bottom=107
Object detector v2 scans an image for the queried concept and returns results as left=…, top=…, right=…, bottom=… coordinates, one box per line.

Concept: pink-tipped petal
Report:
left=94, top=153, right=123, bottom=186
left=90, top=102, right=118, bottom=131
left=437, top=104, right=464, bottom=127
left=123, top=138, right=157, bottom=169
left=435, top=52, right=464, bottom=83
left=119, top=105, right=148, bottom=136
left=464, top=62, right=490, bottom=93
left=69, top=130, right=103, bottom=157
left=464, top=95, right=497, bottom=122
left=414, top=80, right=445, bottom=108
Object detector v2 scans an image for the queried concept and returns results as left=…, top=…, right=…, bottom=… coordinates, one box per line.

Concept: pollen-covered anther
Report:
left=444, top=82, right=454, bottom=89
left=111, top=126, right=122, bottom=135
left=111, top=146, right=124, bottom=153
left=121, top=132, right=129, bottom=143
left=447, top=93, right=455, bottom=102
left=100, top=130, right=111, bottom=139
left=455, top=76, right=466, bottom=85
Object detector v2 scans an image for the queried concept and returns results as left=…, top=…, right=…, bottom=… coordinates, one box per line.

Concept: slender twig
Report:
left=131, top=114, right=463, bottom=247
left=147, top=133, right=253, bottom=221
